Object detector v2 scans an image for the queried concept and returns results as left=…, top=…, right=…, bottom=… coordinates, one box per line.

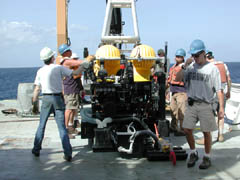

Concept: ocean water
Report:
left=0, top=67, right=39, bottom=100
left=0, top=62, right=239, bottom=100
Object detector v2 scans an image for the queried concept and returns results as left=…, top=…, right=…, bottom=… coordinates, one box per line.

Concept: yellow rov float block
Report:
left=94, top=45, right=121, bottom=77
left=130, top=44, right=156, bottom=82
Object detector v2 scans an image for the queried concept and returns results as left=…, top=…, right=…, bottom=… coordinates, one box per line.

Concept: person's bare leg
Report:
left=203, top=132, right=212, bottom=154
left=65, top=109, right=72, bottom=128
left=73, top=109, right=79, bottom=128
left=65, top=109, right=75, bottom=139
left=184, top=128, right=199, bottom=167
left=68, top=109, right=80, bottom=134
left=218, top=116, right=224, bottom=142
left=69, top=109, right=75, bottom=127
left=184, top=128, right=195, bottom=150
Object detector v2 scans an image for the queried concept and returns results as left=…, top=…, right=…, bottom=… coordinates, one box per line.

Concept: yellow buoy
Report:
left=130, top=44, right=155, bottom=82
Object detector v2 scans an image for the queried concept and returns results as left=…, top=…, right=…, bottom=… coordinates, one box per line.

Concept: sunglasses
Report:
left=176, top=55, right=183, bottom=58
left=192, top=51, right=203, bottom=58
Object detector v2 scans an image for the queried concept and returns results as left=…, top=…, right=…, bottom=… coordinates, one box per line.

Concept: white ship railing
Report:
left=225, top=83, right=240, bottom=130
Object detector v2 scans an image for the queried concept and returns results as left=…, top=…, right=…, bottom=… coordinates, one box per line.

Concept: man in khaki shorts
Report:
left=58, top=44, right=92, bottom=138
left=167, top=48, right=187, bottom=136
left=176, top=39, right=224, bottom=170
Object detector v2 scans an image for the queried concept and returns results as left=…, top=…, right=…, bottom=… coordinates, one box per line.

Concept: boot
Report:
left=74, top=120, right=81, bottom=128
left=68, top=126, right=80, bottom=135
left=67, top=127, right=76, bottom=139
left=199, top=156, right=211, bottom=169
left=187, top=151, right=199, bottom=168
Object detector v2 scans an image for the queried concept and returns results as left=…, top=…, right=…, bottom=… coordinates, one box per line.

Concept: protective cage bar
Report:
left=101, top=0, right=140, bottom=44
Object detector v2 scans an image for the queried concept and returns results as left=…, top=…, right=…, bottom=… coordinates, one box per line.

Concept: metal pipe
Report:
left=118, top=130, right=161, bottom=154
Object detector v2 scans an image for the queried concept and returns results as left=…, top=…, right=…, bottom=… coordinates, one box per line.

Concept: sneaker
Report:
left=63, top=155, right=72, bottom=162
left=32, top=149, right=40, bottom=157
left=187, top=152, right=199, bottom=168
left=217, top=135, right=224, bottom=142
left=199, top=156, right=211, bottom=169
left=196, top=138, right=205, bottom=145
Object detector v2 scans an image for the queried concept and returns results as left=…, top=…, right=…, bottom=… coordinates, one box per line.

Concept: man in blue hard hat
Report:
left=59, top=44, right=81, bottom=139
left=167, top=48, right=187, bottom=136
left=58, top=44, right=95, bottom=139
left=176, top=39, right=224, bottom=169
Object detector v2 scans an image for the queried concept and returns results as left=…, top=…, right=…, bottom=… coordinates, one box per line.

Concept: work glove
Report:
left=85, top=55, right=95, bottom=62
left=32, top=99, right=39, bottom=114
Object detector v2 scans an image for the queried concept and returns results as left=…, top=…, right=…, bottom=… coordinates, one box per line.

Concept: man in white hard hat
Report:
left=31, top=47, right=89, bottom=162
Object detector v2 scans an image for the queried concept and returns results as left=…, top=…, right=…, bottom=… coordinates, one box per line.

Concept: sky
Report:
left=0, top=0, right=240, bottom=68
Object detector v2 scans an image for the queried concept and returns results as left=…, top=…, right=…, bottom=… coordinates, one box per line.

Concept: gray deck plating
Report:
left=0, top=99, right=240, bottom=180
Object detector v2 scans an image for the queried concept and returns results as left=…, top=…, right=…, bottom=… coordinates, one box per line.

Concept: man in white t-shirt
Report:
left=31, top=47, right=88, bottom=162
left=176, top=40, right=224, bottom=170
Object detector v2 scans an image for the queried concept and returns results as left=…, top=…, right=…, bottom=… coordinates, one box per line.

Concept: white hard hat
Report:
left=71, top=53, right=79, bottom=59
left=40, top=47, right=55, bottom=61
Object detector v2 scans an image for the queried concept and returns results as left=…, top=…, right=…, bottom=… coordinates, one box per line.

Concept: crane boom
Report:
left=56, top=0, right=68, bottom=64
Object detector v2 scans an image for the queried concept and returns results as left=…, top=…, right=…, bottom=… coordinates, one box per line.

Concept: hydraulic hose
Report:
left=118, top=130, right=161, bottom=154
left=80, top=108, right=112, bottom=128
left=113, top=116, right=149, bottom=130
left=81, top=108, right=149, bottom=130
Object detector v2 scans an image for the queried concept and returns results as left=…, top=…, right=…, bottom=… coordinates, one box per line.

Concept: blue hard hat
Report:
left=58, top=44, right=71, bottom=55
left=175, top=48, right=186, bottom=57
left=188, top=39, right=206, bottom=54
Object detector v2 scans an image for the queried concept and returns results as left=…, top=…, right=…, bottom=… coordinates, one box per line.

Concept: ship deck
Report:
left=0, top=99, right=240, bottom=180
